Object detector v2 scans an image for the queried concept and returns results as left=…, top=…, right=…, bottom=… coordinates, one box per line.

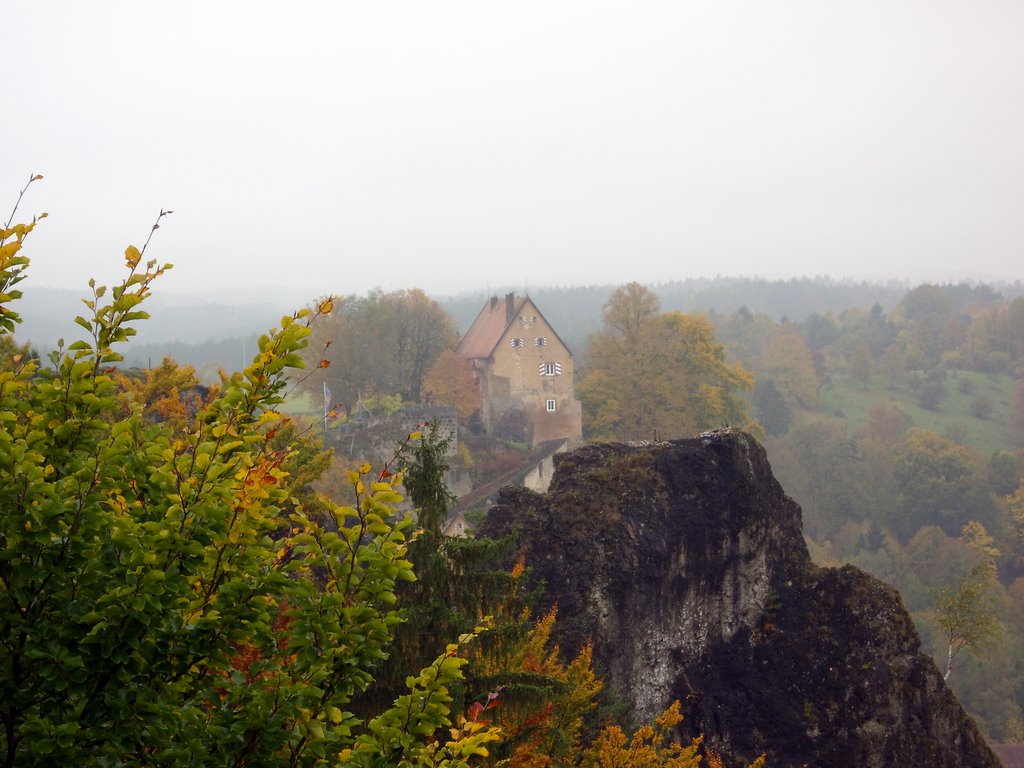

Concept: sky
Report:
left=4, top=1, right=1023, bottom=304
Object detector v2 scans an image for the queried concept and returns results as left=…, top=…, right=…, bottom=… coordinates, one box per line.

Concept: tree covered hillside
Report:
left=706, top=286, right=1024, bottom=742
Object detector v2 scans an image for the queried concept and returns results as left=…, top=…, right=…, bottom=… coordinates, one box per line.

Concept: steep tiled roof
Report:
left=456, top=294, right=527, bottom=360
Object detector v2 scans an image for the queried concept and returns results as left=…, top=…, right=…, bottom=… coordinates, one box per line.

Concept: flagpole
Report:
left=323, top=381, right=329, bottom=434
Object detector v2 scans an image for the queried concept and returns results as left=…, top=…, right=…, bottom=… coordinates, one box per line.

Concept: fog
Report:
left=4, top=1, right=1022, bottom=301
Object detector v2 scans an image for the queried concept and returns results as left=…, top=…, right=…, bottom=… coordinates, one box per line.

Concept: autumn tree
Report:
left=579, top=701, right=701, bottom=768
left=299, top=287, right=458, bottom=413
left=895, top=284, right=956, bottom=365
left=423, top=348, right=482, bottom=425
left=577, top=702, right=763, bottom=768
left=115, top=356, right=213, bottom=426
left=470, top=607, right=604, bottom=766
left=578, top=283, right=753, bottom=441
left=965, top=297, right=1024, bottom=373
left=0, top=185, right=497, bottom=766
left=758, top=326, right=819, bottom=409
left=878, top=343, right=907, bottom=387
left=0, top=335, right=34, bottom=374
left=601, top=281, right=660, bottom=342
left=849, top=404, right=911, bottom=532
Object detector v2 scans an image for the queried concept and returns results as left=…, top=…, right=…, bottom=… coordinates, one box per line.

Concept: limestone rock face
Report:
left=478, top=430, right=1000, bottom=768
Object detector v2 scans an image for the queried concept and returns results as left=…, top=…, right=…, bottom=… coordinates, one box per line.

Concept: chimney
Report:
left=489, top=295, right=498, bottom=311
left=505, top=293, right=515, bottom=325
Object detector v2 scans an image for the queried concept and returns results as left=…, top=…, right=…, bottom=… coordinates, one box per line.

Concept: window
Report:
left=510, top=337, right=524, bottom=348
left=539, top=362, right=562, bottom=376
left=546, top=399, right=557, bottom=412
left=534, top=337, right=547, bottom=347
left=520, top=315, right=536, bottom=324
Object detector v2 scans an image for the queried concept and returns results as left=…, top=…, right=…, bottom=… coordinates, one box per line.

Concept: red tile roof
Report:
left=456, top=294, right=528, bottom=360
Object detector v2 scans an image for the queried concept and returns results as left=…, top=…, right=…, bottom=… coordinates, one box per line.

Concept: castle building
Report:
left=456, top=293, right=582, bottom=447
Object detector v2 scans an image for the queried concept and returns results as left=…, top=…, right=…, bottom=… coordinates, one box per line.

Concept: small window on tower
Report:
left=535, top=337, right=547, bottom=347
left=546, top=399, right=557, bottom=412
left=510, top=337, right=525, bottom=348
left=539, top=362, right=562, bottom=376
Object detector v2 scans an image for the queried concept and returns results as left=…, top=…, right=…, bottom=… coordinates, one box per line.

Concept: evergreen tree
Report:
left=361, top=421, right=609, bottom=763
left=354, top=422, right=530, bottom=716
left=752, top=379, right=792, bottom=437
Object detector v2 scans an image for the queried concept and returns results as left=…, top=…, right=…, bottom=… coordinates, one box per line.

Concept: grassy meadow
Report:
left=817, top=369, right=1019, bottom=457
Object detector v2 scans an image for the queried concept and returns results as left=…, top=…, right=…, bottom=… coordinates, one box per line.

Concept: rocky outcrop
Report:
left=478, top=430, right=1000, bottom=768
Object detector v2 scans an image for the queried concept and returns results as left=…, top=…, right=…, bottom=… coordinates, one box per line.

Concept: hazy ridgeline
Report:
left=22, top=276, right=1024, bottom=375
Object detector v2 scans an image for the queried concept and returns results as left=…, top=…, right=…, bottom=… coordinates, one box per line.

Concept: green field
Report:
left=817, top=370, right=1019, bottom=457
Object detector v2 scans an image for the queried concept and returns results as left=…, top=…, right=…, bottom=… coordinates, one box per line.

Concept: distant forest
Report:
left=20, top=276, right=1021, bottom=376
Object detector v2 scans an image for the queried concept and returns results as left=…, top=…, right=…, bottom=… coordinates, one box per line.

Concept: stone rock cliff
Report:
left=478, top=430, right=1001, bottom=768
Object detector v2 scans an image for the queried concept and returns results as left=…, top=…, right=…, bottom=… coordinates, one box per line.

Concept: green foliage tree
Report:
left=0, top=193, right=497, bottom=766
left=765, top=419, right=868, bottom=541
left=579, top=284, right=753, bottom=441
left=712, top=306, right=778, bottom=372
left=969, top=394, right=993, bottom=420
left=354, top=420, right=515, bottom=709
left=751, top=379, right=792, bottom=437
left=848, top=344, right=873, bottom=388
left=933, top=562, right=1003, bottom=681
left=894, top=526, right=981, bottom=613
left=1013, top=379, right=1024, bottom=440
left=1008, top=481, right=1024, bottom=570
left=917, top=369, right=948, bottom=411
left=892, top=427, right=995, bottom=540
left=799, top=311, right=839, bottom=362
left=833, top=303, right=897, bottom=361
left=986, top=451, right=1021, bottom=497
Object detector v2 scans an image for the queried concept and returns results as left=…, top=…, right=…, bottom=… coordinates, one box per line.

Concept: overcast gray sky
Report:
left=4, top=1, right=1022, bottom=303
